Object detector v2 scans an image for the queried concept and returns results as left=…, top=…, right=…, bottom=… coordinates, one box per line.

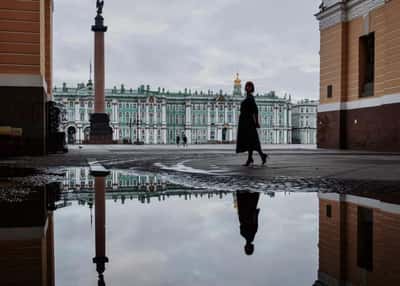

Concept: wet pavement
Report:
left=1, top=163, right=400, bottom=286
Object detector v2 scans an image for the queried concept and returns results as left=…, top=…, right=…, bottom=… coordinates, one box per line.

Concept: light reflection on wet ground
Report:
left=1, top=166, right=400, bottom=286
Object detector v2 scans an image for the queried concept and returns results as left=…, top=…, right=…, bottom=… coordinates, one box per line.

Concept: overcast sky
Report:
left=53, top=0, right=321, bottom=100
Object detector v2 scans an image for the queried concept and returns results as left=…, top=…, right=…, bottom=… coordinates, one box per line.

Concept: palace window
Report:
left=359, top=33, right=375, bottom=97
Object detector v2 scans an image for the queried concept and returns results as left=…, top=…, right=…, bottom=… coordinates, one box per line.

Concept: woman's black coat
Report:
left=236, top=94, right=261, bottom=153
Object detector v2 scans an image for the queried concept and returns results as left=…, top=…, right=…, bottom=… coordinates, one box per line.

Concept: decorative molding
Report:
left=316, top=0, right=386, bottom=30
left=318, top=193, right=400, bottom=214
left=318, top=93, right=400, bottom=112
left=0, top=74, right=47, bottom=93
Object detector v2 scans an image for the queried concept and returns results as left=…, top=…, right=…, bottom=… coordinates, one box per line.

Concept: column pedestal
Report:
left=89, top=113, right=113, bottom=144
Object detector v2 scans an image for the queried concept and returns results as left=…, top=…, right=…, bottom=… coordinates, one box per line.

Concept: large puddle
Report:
left=1, top=167, right=399, bottom=286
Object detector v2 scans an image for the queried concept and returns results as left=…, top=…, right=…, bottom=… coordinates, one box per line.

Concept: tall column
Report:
left=94, top=30, right=105, bottom=113
left=89, top=1, right=112, bottom=144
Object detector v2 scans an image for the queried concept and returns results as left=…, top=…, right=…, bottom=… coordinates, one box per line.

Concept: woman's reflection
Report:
left=236, top=191, right=260, bottom=256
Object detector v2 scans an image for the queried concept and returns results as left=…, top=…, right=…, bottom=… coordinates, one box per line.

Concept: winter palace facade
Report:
left=53, top=75, right=314, bottom=145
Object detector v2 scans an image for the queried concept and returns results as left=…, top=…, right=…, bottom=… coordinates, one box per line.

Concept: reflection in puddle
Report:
left=316, top=192, right=400, bottom=285
left=61, top=167, right=275, bottom=205
left=0, top=168, right=399, bottom=286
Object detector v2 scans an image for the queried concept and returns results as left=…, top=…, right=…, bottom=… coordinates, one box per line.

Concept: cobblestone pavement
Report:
left=1, top=145, right=400, bottom=193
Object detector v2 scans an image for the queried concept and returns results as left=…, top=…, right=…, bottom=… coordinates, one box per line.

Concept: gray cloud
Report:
left=53, top=0, right=321, bottom=100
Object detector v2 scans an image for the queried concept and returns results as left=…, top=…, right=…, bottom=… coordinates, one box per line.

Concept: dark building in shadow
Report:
left=315, top=191, right=400, bottom=285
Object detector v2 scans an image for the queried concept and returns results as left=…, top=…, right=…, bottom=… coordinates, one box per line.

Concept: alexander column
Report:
left=89, top=0, right=113, bottom=144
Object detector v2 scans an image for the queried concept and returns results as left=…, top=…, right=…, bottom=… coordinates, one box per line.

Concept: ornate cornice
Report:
left=316, top=0, right=386, bottom=30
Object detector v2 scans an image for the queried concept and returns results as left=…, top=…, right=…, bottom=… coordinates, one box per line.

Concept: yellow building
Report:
left=316, top=0, right=400, bottom=151
left=0, top=0, right=54, bottom=155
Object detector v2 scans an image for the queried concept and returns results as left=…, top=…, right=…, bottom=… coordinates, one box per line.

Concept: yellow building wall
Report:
left=0, top=0, right=52, bottom=93
left=383, top=0, right=400, bottom=96
left=319, top=23, right=347, bottom=105
left=0, top=0, right=42, bottom=75
left=319, top=1, right=400, bottom=104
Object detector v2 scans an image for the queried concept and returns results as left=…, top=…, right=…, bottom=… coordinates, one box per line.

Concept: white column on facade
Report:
left=162, top=103, right=167, bottom=125
left=185, top=101, right=192, bottom=144
left=232, top=104, right=237, bottom=141
left=162, top=129, right=167, bottom=144
left=272, top=106, right=276, bottom=127
left=283, top=106, right=287, bottom=127
left=113, top=128, right=117, bottom=141
left=153, top=104, right=157, bottom=126
left=224, top=104, right=228, bottom=123
left=145, top=104, right=149, bottom=125
left=75, top=168, right=80, bottom=187
left=162, top=102, right=167, bottom=144
left=112, top=170, right=118, bottom=190
left=75, top=102, right=79, bottom=121
left=207, top=104, right=211, bottom=140
left=76, top=127, right=80, bottom=143
left=232, top=104, right=236, bottom=124
left=112, top=102, right=115, bottom=122
left=145, top=129, right=149, bottom=144
left=145, top=103, right=149, bottom=144
left=116, top=102, right=120, bottom=123
left=288, top=105, right=292, bottom=144
left=84, top=102, right=89, bottom=122
left=215, top=104, right=218, bottom=125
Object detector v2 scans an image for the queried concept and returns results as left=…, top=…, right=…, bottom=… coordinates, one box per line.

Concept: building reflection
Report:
left=0, top=183, right=60, bottom=286
left=60, top=167, right=249, bottom=205
left=315, top=191, right=400, bottom=286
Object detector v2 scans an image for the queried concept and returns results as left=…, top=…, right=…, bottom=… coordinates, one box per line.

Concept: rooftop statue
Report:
left=96, top=0, right=104, bottom=16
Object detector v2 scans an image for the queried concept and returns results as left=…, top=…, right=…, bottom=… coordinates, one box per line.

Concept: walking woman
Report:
left=236, top=81, right=268, bottom=166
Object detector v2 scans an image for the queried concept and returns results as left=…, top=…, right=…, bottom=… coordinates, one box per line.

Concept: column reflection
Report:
left=92, top=172, right=110, bottom=286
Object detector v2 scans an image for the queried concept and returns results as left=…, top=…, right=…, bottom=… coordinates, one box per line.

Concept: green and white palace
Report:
left=53, top=74, right=316, bottom=145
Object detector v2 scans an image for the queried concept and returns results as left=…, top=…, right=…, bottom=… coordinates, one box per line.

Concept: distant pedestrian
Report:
left=176, top=135, right=180, bottom=147
left=182, top=134, right=188, bottom=147
left=236, top=81, right=268, bottom=166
